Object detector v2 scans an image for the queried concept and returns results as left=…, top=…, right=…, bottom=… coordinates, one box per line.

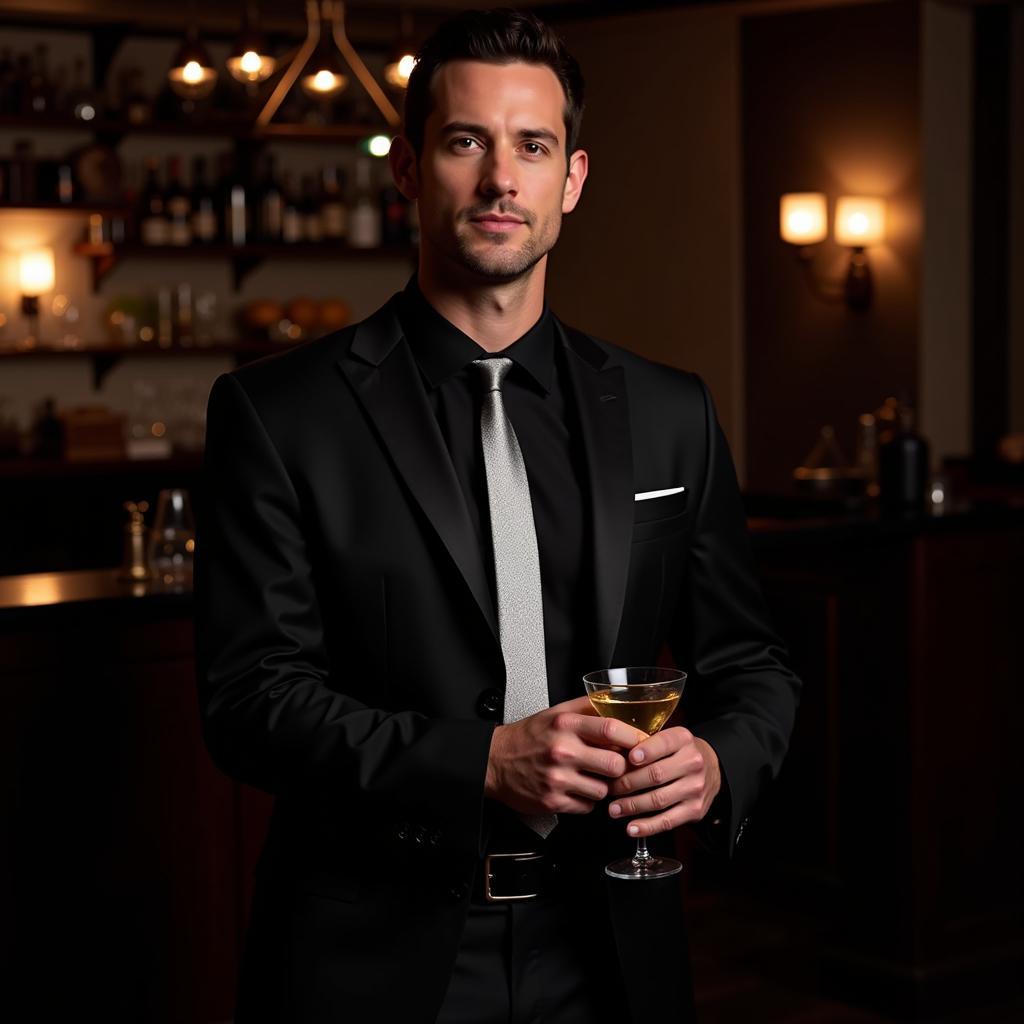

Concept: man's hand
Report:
left=606, top=728, right=721, bottom=838
left=485, top=696, right=648, bottom=817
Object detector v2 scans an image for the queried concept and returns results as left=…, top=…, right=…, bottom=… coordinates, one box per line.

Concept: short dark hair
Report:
left=402, top=7, right=585, bottom=168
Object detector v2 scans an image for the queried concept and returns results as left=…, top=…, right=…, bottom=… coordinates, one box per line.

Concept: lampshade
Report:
left=227, top=42, right=276, bottom=85
left=300, top=36, right=348, bottom=98
left=780, top=193, right=827, bottom=245
left=168, top=30, right=218, bottom=99
left=835, top=196, right=885, bottom=247
left=384, top=53, right=416, bottom=89
left=226, top=5, right=276, bottom=85
left=20, top=248, right=55, bottom=296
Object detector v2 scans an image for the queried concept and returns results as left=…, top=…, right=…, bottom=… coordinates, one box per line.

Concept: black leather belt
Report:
left=473, top=851, right=560, bottom=903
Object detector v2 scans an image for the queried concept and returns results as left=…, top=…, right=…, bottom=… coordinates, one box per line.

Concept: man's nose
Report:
left=478, top=147, right=518, bottom=197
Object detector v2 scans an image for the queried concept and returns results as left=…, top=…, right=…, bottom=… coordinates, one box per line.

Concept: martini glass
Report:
left=584, top=666, right=687, bottom=880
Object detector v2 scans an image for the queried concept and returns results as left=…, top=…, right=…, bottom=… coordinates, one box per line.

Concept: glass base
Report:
left=605, top=855, right=683, bottom=880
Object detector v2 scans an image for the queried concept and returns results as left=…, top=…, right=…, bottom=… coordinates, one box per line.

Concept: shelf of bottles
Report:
left=0, top=36, right=419, bottom=291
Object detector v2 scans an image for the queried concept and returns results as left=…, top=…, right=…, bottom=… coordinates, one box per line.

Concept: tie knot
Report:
left=473, top=357, right=513, bottom=393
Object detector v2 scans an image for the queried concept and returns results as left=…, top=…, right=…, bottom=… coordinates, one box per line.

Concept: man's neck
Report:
left=416, top=261, right=547, bottom=353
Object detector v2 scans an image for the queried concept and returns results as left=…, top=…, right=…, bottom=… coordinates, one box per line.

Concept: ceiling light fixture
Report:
left=257, top=0, right=400, bottom=129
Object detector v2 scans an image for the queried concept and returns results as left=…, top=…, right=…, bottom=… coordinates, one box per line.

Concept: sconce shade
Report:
left=780, top=193, right=827, bottom=245
left=20, top=248, right=55, bottom=296
left=835, top=196, right=885, bottom=247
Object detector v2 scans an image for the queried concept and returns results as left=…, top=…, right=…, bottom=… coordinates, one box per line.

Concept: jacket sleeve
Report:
left=193, top=371, right=495, bottom=858
left=670, top=376, right=802, bottom=857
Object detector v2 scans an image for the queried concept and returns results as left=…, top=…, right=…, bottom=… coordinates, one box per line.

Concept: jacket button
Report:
left=475, top=689, right=504, bottom=721
left=396, top=823, right=409, bottom=842
left=428, top=829, right=441, bottom=847
left=412, top=825, right=427, bottom=847
left=448, top=883, right=468, bottom=902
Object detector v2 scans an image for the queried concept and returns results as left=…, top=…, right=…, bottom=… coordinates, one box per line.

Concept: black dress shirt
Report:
left=397, top=275, right=594, bottom=714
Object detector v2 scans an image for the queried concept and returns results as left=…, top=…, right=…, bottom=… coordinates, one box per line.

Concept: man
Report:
left=196, top=8, right=800, bottom=1023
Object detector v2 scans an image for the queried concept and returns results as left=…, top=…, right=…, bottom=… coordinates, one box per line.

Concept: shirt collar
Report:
left=398, top=274, right=554, bottom=395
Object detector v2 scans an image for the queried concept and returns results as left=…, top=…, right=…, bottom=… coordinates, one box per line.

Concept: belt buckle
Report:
left=483, top=851, right=544, bottom=903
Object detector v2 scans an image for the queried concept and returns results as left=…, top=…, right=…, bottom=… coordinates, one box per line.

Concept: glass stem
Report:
left=632, top=837, right=653, bottom=869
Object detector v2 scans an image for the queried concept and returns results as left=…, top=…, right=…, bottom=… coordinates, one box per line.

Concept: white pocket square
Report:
left=634, top=486, right=686, bottom=501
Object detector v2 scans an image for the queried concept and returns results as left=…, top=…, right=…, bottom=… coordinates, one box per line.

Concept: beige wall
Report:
left=550, top=6, right=744, bottom=476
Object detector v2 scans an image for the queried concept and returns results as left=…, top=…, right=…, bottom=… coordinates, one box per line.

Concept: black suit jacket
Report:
left=195, top=292, right=800, bottom=1022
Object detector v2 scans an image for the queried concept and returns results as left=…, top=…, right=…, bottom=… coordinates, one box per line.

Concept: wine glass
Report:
left=584, top=666, right=687, bottom=880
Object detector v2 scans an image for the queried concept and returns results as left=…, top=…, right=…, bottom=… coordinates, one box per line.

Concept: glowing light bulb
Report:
left=182, top=60, right=204, bottom=85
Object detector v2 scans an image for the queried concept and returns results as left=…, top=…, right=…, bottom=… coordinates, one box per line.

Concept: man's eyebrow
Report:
left=441, top=121, right=561, bottom=148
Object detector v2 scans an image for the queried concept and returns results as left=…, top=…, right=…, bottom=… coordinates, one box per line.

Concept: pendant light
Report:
left=168, top=7, right=218, bottom=100
left=227, top=3, right=276, bottom=85
left=384, top=11, right=417, bottom=90
left=256, top=0, right=400, bottom=129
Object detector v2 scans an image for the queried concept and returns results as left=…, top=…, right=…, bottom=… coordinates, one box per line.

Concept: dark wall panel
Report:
left=742, top=1, right=921, bottom=492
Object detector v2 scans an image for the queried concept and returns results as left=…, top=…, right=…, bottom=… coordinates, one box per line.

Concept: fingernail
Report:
left=609, top=803, right=621, bottom=817
left=628, top=825, right=640, bottom=836
left=632, top=749, right=645, bottom=763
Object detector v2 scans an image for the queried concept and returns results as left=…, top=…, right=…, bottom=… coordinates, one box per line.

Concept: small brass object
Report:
left=118, top=500, right=152, bottom=582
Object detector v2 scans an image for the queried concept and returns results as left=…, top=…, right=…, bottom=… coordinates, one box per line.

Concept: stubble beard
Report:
left=451, top=211, right=561, bottom=283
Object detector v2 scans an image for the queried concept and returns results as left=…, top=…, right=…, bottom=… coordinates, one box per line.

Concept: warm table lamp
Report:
left=20, top=247, right=55, bottom=345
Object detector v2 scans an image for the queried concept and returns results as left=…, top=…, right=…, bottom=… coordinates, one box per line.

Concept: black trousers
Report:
left=435, top=897, right=628, bottom=1024
left=436, top=874, right=697, bottom=1024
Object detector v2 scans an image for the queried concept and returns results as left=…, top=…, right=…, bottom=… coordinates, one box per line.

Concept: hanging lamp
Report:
left=256, top=0, right=400, bottom=129
left=226, top=2, right=277, bottom=85
left=384, top=11, right=417, bottom=90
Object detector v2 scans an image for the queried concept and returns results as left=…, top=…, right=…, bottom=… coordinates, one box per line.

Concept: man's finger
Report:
left=565, top=711, right=648, bottom=751
left=625, top=725, right=692, bottom=767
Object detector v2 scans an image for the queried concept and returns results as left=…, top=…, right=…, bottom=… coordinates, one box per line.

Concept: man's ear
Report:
left=389, top=135, right=420, bottom=201
left=562, top=148, right=588, bottom=215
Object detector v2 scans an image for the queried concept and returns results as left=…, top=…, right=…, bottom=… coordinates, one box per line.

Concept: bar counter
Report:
left=2, top=502, right=1022, bottom=1020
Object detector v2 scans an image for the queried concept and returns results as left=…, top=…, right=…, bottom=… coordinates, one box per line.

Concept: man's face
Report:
left=396, top=60, right=587, bottom=284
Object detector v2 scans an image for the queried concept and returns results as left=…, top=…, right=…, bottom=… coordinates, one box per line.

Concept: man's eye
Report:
left=452, top=137, right=480, bottom=150
left=522, top=142, right=545, bottom=156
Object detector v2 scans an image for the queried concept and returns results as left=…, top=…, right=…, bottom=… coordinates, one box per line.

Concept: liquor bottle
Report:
left=320, top=165, right=347, bottom=241
left=256, top=154, right=283, bottom=243
left=281, top=172, right=303, bottom=244
left=224, top=158, right=248, bottom=247
left=878, top=402, right=930, bottom=514
left=348, top=157, right=381, bottom=249
left=138, top=158, right=169, bottom=245
left=190, top=156, right=218, bottom=243
left=24, top=43, right=53, bottom=115
left=66, top=57, right=99, bottom=123
left=165, top=156, right=192, bottom=246
left=301, top=174, right=323, bottom=243
left=120, top=67, right=152, bottom=125
left=380, top=182, right=408, bottom=247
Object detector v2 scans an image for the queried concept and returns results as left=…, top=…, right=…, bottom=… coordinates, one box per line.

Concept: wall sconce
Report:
left=20, top=247, right=55, bottom=345
left=779, top=192, right=886, bottom=312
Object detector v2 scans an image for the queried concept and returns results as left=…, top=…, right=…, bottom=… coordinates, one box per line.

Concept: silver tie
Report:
left=473, top=357, right=556, bottom=838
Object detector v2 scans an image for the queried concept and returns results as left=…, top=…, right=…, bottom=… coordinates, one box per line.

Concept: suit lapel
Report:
left=557, top=319, right=634, bottom=668
left=337, top=296, right=498, bottom=640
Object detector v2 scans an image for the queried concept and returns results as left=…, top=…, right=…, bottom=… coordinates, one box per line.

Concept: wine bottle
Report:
left=281, top=171, right=302, bottom=244
left=138, top=157, right=169, bottom=245
left=257, top=154, right=283, bottom=243
left=878, top=402, right=930, bottom=514
left=301, top=174, right=323, bottom=243
left=348, top=157, right=381, bottom=249
left=190, top=156, right=218, bottom=243
left=165, top=156, right=192, bottom=246
left=320, top=165, right=348, bottom=241
left=224, top=157, right=248, bottom=247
